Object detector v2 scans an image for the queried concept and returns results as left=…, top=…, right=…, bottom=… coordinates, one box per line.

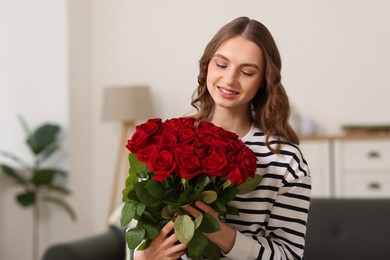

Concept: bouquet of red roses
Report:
left=120, top=117, right=261, bottom=260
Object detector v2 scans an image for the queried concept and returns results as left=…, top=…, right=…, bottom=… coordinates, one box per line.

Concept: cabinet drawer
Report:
left=343, top=171, right=390, bottom=198
left=339, top=140, right=390, bottom=169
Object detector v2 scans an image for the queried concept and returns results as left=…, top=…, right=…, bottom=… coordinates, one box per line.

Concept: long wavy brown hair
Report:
left=191, top=16, right=299, bottom=152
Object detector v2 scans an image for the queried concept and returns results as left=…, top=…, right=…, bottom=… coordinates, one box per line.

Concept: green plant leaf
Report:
left=219, top=186, right=239, bottom=204
left=121, top=202, right=136, bottom=227
left=126, top=226, right=146, bottom=250
left=194, top=174, right=212, bottom=193
left=143, top=223, right=159, bottom=240
left=43, top=196, right=77, bottom=221
left=32, top=169, right=56, bottom=185
left=213, top=199, right=226, bottom=215
left=134, top=182, right=160, bottom=207
left=44, top=184, right=71, bottom=194
left=197, top=213, right=220, bottom=233
left=202, top=241, right=221, bottom=260
left=187, top=230, right=208, bottom=259
left=0, top=150, right=30, bottom=170
left=145, top=179, right=165, bottom=199
left=137, top=239, right=151, bottom=251
left=174, top=215, right=195, bottom=244
left=161, top=204, right=176, bottom=220
left=193, top=213, right=203, bottom=229
left=16, top=191, right=35, bottom=207
left=0, top=164, right=29, bottom=185
left=201, top=190, right=217, bottom=204
left=225, top=205, right=239, bottom=216
left=237, top=174, right=262, bottom=194
left=27, top=124, right=60, bottom=155
left=39, top=143, right=60, bottom=162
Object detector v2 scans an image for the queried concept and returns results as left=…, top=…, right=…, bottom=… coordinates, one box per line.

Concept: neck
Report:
left=209, top=107, right=252, bottom=138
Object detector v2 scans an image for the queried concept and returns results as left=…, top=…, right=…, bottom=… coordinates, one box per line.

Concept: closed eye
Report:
left=216, top=63, right=227, bottom=68
left=241, top=70, right=254, bottom=77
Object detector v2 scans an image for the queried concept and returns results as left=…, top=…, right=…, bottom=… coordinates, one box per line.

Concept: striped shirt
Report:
left=223, top=125, right=311, bottom=260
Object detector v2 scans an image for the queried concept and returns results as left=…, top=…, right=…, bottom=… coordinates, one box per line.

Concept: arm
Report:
left=225, top=174, right=311, bottom=260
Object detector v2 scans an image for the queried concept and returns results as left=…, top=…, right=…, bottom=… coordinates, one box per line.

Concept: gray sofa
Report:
left=42, top=198, right=390, bottom=260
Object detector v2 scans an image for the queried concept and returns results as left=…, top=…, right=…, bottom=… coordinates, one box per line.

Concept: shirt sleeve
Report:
left=224, top=174, right=311, bottom=260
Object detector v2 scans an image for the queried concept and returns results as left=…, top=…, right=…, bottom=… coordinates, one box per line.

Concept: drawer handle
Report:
left=368, top=182, right=381, bottom=190
left=367, top=151, right=380, bottom=159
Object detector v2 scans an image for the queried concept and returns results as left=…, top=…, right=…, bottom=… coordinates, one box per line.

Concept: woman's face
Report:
left=206, top=35, right=265, bottom=114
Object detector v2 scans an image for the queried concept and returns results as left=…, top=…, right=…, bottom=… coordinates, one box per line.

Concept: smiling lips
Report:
left=218, top=86, right=239, bottom=96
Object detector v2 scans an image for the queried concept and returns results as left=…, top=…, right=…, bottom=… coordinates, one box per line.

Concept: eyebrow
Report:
left=213, top=53, right=261, bottom=71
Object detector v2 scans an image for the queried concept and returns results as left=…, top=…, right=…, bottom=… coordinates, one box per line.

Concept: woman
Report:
left=134, top=16, right=311, bottom=260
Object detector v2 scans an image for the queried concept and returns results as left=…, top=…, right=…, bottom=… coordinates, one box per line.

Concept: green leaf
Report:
left=43, top=196, right=77, bottom=221
left=178, top=186, right=194, bottom=206
left=137, top=239, right=151, bottom=251
left=197, top=213, right=220, bottom=233
left=161, top=204, right=176, bottom=220
left=201, top=190, right=217, bottom=204
left=17, top=191, right=35, bottom=207
left=121, top=202, right=136, bottom=227
left=134, top=182, right=160, bottom=207
left=39, top=143, right=60, bottom=162
left=203, top=241, right=221, bottom=260
left=32, top=169, right=56, bottom=185
left=0, top=164, right=29, bottom=185
left=126, top=226, right=145, bottom=250
left=44, top=184, right=71, bottom=194
left=128, top=153, right=149, bottom=182
left=193, top=213, right=203, bottom=229
left=213, top=199, right=226, bottom=215
left=187, top=230, right=208, bottom=259
left=0, top=150, right=30, bottom=170
left=225, top=205, right=239, bottom=216
left=174, top=215, right=195, bottom=244
left=143, top=223, right=159, bottom=240
left=145, top=179, right=165, bottom=199
left=238, top=174, right=262, bottom=194
left=219, top=186, right=239, bottom=204
left=27, top=124, right=60, bottom=155
left=194, top=174, right=212, bottom=193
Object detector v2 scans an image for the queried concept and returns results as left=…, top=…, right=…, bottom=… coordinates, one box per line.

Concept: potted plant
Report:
left=0, top=115, right=75, bottom=260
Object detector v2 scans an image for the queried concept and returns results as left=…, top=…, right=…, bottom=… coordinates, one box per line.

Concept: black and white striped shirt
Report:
left=223, top=125, right=311, bottom=260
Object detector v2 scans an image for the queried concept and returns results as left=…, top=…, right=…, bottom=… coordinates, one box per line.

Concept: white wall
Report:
left=0, top=0, right=69, bottom=259
left=1, top=1, right=390, bottom=259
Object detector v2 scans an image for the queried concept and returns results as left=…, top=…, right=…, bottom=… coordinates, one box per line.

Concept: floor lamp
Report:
left=102, top=86, right=154, bottom=217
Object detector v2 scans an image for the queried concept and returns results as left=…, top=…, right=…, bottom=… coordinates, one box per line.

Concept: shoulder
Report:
left=243, top=126, right=310, bottom=180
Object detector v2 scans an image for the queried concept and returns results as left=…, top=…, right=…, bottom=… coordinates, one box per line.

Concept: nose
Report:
left=223, top=67, right=239, bottom=86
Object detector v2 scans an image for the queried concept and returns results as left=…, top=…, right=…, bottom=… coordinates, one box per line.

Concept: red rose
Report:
left=239, top=146, right=257, bottom=178
left=178, top=127, right=196, bottom=144
left=136, top=118, right=162, bottom=135
left=126, top=129, right=149, bottom=153
left=202, top=148, right=228, bottom=177
left=174, top=143, right=196, bottom=155
left=176, top=152, right=202, bottom=180
left=227, top=167, right=246, bottom=185
left=136, top=145, right=160, bottom=163
left=148, top=150, right=176, bottom=182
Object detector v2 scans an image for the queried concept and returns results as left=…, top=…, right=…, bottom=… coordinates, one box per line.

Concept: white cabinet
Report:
left=300, top=139, right=332, bottom=198
left=301, top=136, right=390, bottom=198
left=334, top=139, right=390, bottom=198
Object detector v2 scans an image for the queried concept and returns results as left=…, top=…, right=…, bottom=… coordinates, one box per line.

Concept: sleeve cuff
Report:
left=223, top=231, right=257, bottom=259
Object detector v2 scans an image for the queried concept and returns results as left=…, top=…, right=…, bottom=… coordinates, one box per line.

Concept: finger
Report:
left=160, top=220, right=174, bottom=236
left=195, top=201, right=219, bottom=218
left=183, top=205, right=201, bottom=218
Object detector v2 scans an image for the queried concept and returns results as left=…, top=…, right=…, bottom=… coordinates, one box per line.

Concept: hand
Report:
left=134, top=220, right=187, bottom=260
left=184, top=201, right=236, bottom=254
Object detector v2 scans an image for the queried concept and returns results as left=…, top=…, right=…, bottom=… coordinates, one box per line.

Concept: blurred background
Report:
left=1, top=0, right=390, bottom=259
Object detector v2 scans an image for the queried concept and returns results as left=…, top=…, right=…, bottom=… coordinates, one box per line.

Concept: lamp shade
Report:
left=102, top=86, right=154, bottom=122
